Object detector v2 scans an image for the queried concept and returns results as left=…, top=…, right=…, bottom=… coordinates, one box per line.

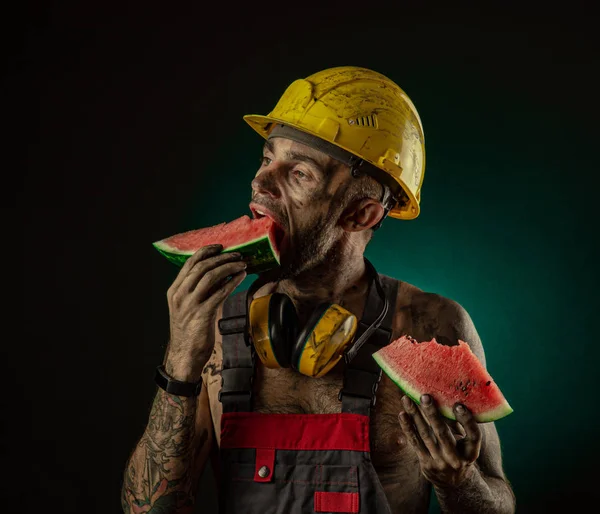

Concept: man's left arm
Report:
left=401, top=295, right=516, bottom=514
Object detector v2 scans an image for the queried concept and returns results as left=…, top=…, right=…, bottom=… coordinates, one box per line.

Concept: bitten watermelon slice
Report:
left=373, top=336, right=513, bottom=423
left=153, top=215, right=283, bottom=275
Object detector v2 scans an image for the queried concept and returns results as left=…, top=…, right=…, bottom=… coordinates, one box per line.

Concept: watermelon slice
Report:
left=373, top=336, right=513, bottom=423
left=153, top=215, right=283, bottom=275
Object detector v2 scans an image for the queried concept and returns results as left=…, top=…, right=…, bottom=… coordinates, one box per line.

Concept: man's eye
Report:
left=260, top=156, right=272, bottom=166
left=293, top=169, right=307, bottom=179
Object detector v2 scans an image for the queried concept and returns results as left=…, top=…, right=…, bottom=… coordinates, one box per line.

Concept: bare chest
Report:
left=252, top=361, right=414, bottom=465
left=207, top=350, right=420, bottom=469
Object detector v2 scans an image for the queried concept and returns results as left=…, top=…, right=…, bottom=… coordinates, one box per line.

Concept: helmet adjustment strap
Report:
left=348, top=155, right=395, bottom=231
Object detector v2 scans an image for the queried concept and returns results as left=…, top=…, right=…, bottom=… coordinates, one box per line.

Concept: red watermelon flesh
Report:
left=153, top=215, right=283, bottom=275
left=372, top=336, right=513, bottom=423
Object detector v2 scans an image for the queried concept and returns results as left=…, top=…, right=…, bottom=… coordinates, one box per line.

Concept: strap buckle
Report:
left=218, top=315, right=246, bottom=335
left=218, top=365, right=255, bottom=404
left=218, top=389, right=253, bottom=402
left=338, top=368, right=382, bottom=407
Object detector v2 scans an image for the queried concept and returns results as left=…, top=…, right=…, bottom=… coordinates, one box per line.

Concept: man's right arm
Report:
left=120, top=244, right=247, bottom=513
left=120, top=364, right=214, bottom=513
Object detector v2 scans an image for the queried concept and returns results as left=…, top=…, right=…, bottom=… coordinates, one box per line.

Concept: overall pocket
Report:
left=312, top=464, right=360, bottom=514
left=223, top=453, right=361, bottom=514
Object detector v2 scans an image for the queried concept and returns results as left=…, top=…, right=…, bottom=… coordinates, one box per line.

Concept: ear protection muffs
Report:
left=247, top=259, right=387, bottom=378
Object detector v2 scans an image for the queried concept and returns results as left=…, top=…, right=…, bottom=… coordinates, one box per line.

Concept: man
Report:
left=121, top=66, right=516, bottom=513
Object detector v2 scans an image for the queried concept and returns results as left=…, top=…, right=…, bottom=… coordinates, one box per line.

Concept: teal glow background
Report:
left=165, top=23, right=597, bottom=513
left=16, top=7, right=598, bottom=514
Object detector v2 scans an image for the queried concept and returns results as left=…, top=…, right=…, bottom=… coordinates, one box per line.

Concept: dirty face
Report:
left=249, top=136, right=353, bottom=278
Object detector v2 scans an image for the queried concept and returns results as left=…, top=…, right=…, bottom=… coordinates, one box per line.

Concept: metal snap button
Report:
left=258, top=465, right=270, bottom=478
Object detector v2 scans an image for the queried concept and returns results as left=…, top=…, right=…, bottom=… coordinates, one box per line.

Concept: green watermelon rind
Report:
left=152, top=234, right=280, bottom=275
left=372, top=352, right=514, bottom=423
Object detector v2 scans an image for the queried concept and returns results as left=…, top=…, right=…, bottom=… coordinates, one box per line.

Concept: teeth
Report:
left=256, top=209, right=266, bottom=216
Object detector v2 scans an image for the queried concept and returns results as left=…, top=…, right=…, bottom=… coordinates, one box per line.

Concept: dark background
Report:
left=11, top=2, right=599, bottom=513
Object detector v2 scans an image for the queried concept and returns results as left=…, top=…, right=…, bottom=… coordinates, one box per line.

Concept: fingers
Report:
left=446, top=419, right=467, bottom=440
left=401, top=395, right=441, bottom=460
left=168, top=244, right=223, bottom=295
left=191, top=259, right=248, bottom=303
left=399, top=395, right=483, bottom=486
left=454, top=403, right=482, bottom=463
left=177, top=250, right=245, bottom=297
left=420, top=395, right=461, bottom=469
left=398, top=410, right=430, bottom=460
left=203, top=268, right=247, bottom=307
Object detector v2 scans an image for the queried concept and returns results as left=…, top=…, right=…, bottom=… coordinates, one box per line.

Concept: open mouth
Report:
left=250, top=203, right=287, bottom=253
left=250, top=203, right=285, bottom=230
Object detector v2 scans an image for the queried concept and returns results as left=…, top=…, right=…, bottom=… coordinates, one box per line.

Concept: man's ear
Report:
left=340, top=198, right=385, bottom=232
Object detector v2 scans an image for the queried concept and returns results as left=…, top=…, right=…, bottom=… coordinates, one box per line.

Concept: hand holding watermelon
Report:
left=373, top=336, right=513, bottom=488
left=399, top=393, right=482, bottom=488
left=164, top=244, right=247, bottom=382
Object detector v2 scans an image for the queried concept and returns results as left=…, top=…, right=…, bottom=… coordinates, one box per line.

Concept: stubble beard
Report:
left=277, top=213, right=340, bottom=280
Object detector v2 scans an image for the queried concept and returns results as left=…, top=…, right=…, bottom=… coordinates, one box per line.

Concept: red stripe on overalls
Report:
left=220, top=412, right=367, bottom=511
left=220, top=412, right=370, bottom=451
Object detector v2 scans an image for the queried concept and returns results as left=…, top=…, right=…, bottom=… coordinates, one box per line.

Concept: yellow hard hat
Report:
left=243, top=66, right=425, bottom=220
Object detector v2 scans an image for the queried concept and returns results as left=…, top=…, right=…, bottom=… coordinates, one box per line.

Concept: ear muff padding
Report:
left=291, top=303, right=332, bottom=371
left=268, top=292, right=299, bottom=368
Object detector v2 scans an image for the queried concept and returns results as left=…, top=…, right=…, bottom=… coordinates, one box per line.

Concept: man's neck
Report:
left=276, top=248, right=369, bottom=322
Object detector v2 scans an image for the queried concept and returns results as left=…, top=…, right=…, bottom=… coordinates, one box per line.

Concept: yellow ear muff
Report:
left=249, top=294, right=277, bottom=367
left=249, top=293, right=357, bottom=378
left=249, top=293, right=298, bottom=369
left=294, top=304, right=358, bottom=378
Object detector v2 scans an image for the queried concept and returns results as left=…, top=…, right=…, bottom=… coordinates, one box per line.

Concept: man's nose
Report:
left=251, top=163, right=282, bottom=199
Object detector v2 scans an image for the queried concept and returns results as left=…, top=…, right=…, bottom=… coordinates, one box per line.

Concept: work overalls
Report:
left=216, top=274, right=399, bottom=514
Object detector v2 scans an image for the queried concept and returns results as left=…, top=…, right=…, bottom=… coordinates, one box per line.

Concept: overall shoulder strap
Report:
left=340, top=274, right=399, bottom=416
left=218, top=289, right=255, bottom=413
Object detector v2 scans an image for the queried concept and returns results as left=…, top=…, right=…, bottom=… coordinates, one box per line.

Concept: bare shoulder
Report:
left=394, top=284, right=511, bottom=482
left=404, top=287, right=486, bottom=367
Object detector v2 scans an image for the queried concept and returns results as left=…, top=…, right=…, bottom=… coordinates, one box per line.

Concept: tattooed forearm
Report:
left=121, top=390, right=208, bottom=513
left=201, top=361, right=222, bottom=383
left=434, top=467, right=516, bottom=514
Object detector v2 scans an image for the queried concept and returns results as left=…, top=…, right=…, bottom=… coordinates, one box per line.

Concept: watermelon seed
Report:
left=465, top=392, right=469, bottom=396
left=461, top=386, right=467, bottom=392
left=486, top=381, right=491, bottom=386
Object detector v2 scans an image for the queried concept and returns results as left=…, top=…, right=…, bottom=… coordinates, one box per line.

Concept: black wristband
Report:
left=154, top=365, right=202, bottom=397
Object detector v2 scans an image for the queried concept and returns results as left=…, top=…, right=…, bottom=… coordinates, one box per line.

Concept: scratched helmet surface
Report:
left=243, top=66, right=426, bottom=219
